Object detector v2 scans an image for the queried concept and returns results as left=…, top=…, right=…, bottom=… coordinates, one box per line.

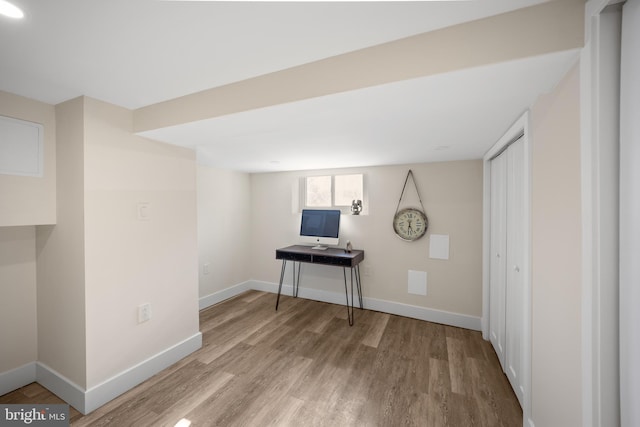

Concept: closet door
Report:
left=489, top=151, right=507, bottom=369
left=505, top=137, right=525, bottom=405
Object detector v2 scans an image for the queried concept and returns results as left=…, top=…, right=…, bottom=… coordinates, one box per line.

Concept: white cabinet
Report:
left=489, top=137, right=525, bottom=406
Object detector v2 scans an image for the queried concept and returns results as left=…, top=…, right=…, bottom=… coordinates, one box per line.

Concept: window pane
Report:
left=306, top=175, right=332, bottom=207
left=334, top=174, right=363, bottom=206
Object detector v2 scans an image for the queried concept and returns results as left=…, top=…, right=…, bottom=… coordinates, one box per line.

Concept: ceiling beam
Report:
left=133, top=0, right=584, bottom=133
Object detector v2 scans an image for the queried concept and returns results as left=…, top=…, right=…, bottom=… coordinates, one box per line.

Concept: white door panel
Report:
left=506, top=138, right=525, bottom=405
left=489, top=152, right=507, bottom=369
left=489, top=136, right=525, bottom=407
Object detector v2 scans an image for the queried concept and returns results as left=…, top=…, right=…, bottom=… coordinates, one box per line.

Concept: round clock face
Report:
left=393, top=208, right=428, bottom=241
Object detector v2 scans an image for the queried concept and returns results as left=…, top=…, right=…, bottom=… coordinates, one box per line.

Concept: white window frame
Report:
left=301, top=173, right=366, bottom=214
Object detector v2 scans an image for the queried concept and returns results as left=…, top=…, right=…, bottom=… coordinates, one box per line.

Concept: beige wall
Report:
left=530, top=63, right=582, bottom=425
left=0, top=226, right=38, bottom=373
left=250, top=160, right=483, bottom=317
left=0, top=91, right=56, bottom=226
left=198, top=165, right=251, bottom=299
left=28, top=95, right=200, bottom=393
left=0, top=91, right=56, bottom=379
left=36, top=97, right=87, bottom=387
left=82, top=97, right=199, bottom=388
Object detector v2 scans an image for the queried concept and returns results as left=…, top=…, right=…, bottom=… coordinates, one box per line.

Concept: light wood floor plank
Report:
left=0, top=290, right=522, bottom=426
left=361, top=312, right=390, bottom=348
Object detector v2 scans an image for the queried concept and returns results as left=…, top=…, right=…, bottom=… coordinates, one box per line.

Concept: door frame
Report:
left=580, top=1, right=623, bottom=425
left=482, top=111, right=532, bottom=424
left=619, top=2, right=640, bottom=425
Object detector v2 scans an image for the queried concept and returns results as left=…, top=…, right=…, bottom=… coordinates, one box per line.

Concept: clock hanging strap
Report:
left=395, top=169, right=427, bottom=215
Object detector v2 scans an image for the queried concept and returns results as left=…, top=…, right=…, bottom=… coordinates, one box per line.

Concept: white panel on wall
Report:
left=408, top=270, right=427, bottom=296
left=429, top=234, right=450, bottom=260
left=0, top=115, right=44, bottom=177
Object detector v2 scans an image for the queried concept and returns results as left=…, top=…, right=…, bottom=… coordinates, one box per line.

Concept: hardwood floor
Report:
left=1, top=291, right=522, bottom=426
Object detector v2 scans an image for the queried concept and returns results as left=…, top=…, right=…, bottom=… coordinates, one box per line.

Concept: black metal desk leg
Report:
left=343, top=267, right=355, bottom=326
left=275, top=260, right=287, bottom=311
left=355, top=265, right=363, bottom=309
left=293, top=261, right=301, bottom=298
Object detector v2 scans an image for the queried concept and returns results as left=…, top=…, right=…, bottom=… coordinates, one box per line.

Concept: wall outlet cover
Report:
left=138, top=303, right=152, bottom=323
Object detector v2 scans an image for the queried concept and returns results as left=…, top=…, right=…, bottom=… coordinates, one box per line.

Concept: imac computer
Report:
left=299, top=209, right=340, bottom=250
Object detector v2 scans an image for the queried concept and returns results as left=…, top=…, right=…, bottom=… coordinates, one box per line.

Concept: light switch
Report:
left=137, top=202, right=150, bottom=221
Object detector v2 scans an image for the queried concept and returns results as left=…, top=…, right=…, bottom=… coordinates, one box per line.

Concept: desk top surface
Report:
left=277, top=244, right=362, bottom=256
left=276, top=245, right=364, bottom=266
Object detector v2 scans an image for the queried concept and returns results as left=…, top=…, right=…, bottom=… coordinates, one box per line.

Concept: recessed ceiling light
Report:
left=0, top=0, right=24, bottom=19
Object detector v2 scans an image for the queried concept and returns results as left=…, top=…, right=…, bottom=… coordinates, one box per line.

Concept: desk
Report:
left=275, top=245, right=364, bottom=326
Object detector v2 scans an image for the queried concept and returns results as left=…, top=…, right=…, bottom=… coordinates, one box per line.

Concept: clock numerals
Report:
left=393, top=208, right=428, bottom=241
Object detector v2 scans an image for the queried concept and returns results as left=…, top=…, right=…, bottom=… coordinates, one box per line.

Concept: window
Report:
left=305, top=175, right=332, bottom=207
left=304, top=173, right=364, bottom=210
left=334, top=174, right=363, bottom=206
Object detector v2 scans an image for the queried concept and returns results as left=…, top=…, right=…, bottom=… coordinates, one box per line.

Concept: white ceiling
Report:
left=0, top=0, right=579, bottom=173
left=141, top=50, right=579, bottom=172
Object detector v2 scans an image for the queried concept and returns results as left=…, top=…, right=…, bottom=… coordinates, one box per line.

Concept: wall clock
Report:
left=393, top=207, right=428, bottom=241
left=393, top=170, right=429, bottom=241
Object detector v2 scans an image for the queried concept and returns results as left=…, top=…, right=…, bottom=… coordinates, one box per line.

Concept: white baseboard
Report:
left=365, top=297, right=482, bottom=331
left=83, top=332, right=202, bottom=414
left=36, top=332, right=202, bottom=414
left=199, top=281, right=251, bottom=310
left=0, top=362, right=37, bottom=396
left=246, top=280, right=482, bottom=331
left=36, top=362, right=85, bottom=413
left=250, top=280, right=347, bottom=306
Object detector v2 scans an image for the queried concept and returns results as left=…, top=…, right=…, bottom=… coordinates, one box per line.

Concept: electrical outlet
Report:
left=203, top=263, right=210, bottom=275
left=363, top=266, right=372, bottom=277
left=138, top=303, right=151, bottom=323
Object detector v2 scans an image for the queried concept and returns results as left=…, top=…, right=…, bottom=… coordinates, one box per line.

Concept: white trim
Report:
left=249, top=279, right=347, bottom=306
left=199, top=281, right=251, bottom=310
left=481, top=151, right=491, bottom=340
left=36, top=333, right=202, bottom=414
left=83, top=332, right=202, bottom=414
left=247, top=279, right=482, bottom=331
left=581, top=2, right=622, bottom=426
left=620, top=2, right=640, bottom=425
left=366, top=297, right=481, bottom=331
left=36, top=362, right=86, bottom=414
left=580, top=7, right=597, bottom=425
left=0, top=362, right=37, bottom=396
left=482, top=111, right=532, bottom=426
